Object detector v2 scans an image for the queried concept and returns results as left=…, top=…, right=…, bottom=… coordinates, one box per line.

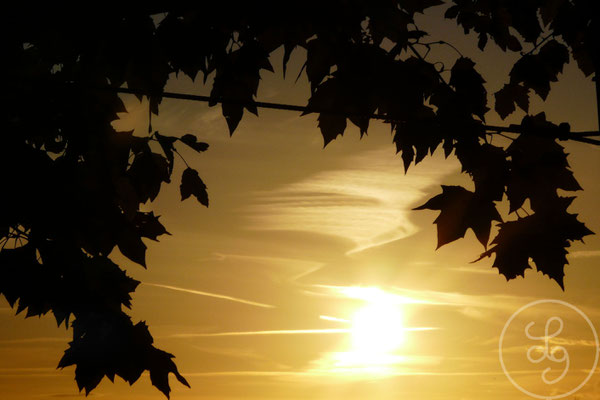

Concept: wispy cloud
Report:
left=142, top=282, right=276, bottom=309
left=182, top=369, right=521, bottom=378
left=0, top=367, right=62, bottom=378
left=570, top=250, right=600, bottom=258
left=0, top=337, right=66, bottom=345
left=445, top=265, right=499, bottom=275
left=210, top=252, right=324, bottom=282
left=170, top=329, right=350, bottom=338
left=320, top=315, right=350, bottom=323
left=499, top=337, right=599, bottom=355
left=245, top=148, right=456, bottom=253
left=172, top=326, right=437, bottom=338
left=312, top=285, right=445, bottom=305
left=308, top=284, right=544, bottom=319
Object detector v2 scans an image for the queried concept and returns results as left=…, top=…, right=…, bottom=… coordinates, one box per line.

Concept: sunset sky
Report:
left=2, top=8, right=600, bottom=400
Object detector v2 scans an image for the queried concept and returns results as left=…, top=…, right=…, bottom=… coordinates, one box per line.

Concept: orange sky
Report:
left=1, top=7, right=600, bottom=400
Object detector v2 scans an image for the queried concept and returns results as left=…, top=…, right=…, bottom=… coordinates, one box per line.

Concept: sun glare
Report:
left=351, top=302, right=405, bottom=355
left=320, top=287, right=408, bottom=374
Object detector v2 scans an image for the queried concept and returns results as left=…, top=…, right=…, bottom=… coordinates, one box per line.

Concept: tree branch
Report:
left=103, top=87, right=600, bottom=146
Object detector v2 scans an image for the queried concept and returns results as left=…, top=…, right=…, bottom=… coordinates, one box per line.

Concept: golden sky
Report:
left=2, top=8, right=600, bottom=400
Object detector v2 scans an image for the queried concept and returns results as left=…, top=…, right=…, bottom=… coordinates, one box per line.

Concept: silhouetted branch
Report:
left=105, top=86, right=600, bottom=146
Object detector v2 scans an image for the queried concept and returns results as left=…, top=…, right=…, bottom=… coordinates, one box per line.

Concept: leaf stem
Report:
left=173, top=148, right=190, bottom=168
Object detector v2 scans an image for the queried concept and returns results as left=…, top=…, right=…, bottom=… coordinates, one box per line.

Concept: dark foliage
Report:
left=2, top=0, right=597, bottom=397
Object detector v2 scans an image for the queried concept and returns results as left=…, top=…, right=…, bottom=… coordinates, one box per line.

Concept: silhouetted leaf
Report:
left=128, top=151, right=171, bottom=203
left=318, top=114, right=347, bottom=147
left=222, top=102, right=244, bottom=135
left=179, top=134, right=209, bottom=152
left=114, top=177, right=139, bottom=221
left=117, top=225, right=147, bottom=268
left=59, top=315, right=189, bottom=398
left=180, top=168, right=209, bottom=206
left=477, top=199, right=594, bottom=289
left=456, top=142, right=509, bottom=202
left=401, top=0, right=444, bottom=14
left=148, top=348, right=191, bottom=399
left=509, top=40, right=569, bottom=100
left=414, top=185, right=502, bottom=248
left=506, top=114, right=582, bottom=212
left=305, top=39, right=334, bottom=91
left=305, top=79, right=348, bottom=146
left=449, top=57, right=488, bottom=119
left=494, top=83, right=529, bottom=119
left=393, top=107, right=442, bottom=172
left=134, top=212, right=170, bottom=241
left=155, top=132, right=177, bottom=174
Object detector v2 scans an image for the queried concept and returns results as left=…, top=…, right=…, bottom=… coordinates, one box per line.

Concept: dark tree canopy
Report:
left=2, top=1, right=598, bottom=397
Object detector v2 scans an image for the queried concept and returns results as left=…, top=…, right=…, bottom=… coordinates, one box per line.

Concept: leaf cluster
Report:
left=2, top=1, right=597, bottom=397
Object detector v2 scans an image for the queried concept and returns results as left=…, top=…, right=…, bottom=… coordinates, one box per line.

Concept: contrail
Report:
left=171, top=327, right=438, bottom=338
left=142, top=282, right=276, bottom=309
left=171, top=329, right=350, bottom=338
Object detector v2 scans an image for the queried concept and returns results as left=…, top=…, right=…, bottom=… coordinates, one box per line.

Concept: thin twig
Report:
left=407, top=43, right=450, bottom=85
left=414, top=40, right=464, bottom=58
left=491, top=132, right=516, bottom=141
left=523, top=34, right=554, bottom=56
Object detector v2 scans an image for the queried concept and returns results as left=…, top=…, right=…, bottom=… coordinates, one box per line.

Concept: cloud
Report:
left=0, top=367, right=62, bottom=378
left=307, top=284, right=546, bottom=320
left=171, top=326, right=436, bottom=339
left=570, top=250, right=600, bottom=258
left=182, top=368, right=522, bottom=379
left=210, top=252, right=324, bottom=282
left=0, top=337, right=66, bottom=345
left=499, top=337, right=599, bottom=355
left=170, top=329, right=350, bottom=338
left=445, top=266, right=499, bottom=275
left=142, top=282, right=276, bottom=309
left=245, top=148, right=456, bottom=253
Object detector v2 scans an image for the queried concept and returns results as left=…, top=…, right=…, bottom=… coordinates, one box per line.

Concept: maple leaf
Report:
left=393, top=107, right=442, bottom=172
left=304, top=78, right=347, bottom=146
left=179, top=134, right=209, bottom=152
left=506, top=114, right=581, bottom=213
left=494, top=83, right=529, bottom=119
left=414, top=185, right=502, bottom=248
left=155, top=132, right=177, bottom=175
left=127, top=151, right=171, bottom=203
left=180, top=167, right=209, bottom=206
left=477, top=198, right=594, bottom=289
left=305, top=39, right=335, bottom=91
left=449, top=57, right=488, bottom=120
left=134, top=212, right=170, bottom=241
left=455, top=141, right=509, bottom=202
left=58, top=315, right=189, bottom=398
left=117, top=224, right=147, bottom=268
left=509, top=40, right=569, bottom=100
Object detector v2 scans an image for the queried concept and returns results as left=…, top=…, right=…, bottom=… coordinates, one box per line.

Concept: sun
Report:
left=314, top=286, right=438, bottom=376
left=321, top=287, right=408, bottom=372
left=350, top=301, right=405, bottom=355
